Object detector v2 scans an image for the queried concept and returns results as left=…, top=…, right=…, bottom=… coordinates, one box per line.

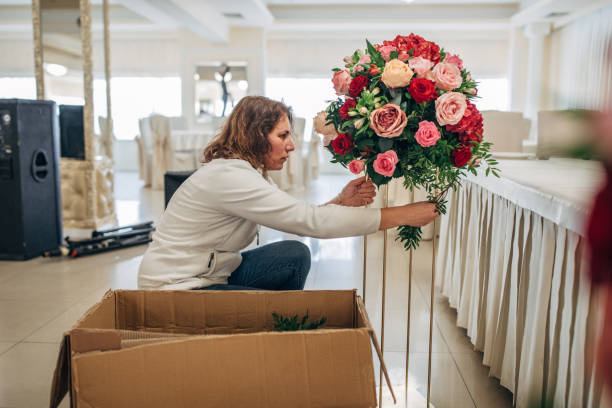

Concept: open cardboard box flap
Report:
left=50, top=290, right=395, bottom=408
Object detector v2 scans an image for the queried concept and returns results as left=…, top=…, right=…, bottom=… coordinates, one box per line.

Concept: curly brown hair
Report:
left=203, top=96, right=293, bottom=174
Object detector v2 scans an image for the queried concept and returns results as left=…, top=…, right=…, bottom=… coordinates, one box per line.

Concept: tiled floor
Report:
left=0, top=172, right=512, bottom=408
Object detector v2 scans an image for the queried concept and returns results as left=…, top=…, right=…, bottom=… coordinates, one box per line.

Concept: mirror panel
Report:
left=195, top=62, right=248, bottom=122
left=40, top=0, right=84, bottom=105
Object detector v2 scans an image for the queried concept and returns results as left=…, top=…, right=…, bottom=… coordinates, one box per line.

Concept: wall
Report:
left=267, top=30, right=509, bottom=79
left=0, top=35, right=35, bottom=76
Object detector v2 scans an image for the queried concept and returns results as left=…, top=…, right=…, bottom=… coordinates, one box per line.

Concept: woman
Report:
left=138, top=96, right=438, bottom=291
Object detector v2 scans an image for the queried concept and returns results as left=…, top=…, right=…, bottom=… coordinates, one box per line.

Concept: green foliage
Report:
left=366, top=39, right=386, bottom=68
left=272, top=311, right=327, bottom=331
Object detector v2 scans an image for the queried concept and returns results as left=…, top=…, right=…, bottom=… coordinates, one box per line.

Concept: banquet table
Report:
left=435, top=158, right=609, bottom=407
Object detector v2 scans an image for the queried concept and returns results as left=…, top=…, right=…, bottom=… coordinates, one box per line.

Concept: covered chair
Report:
left=135, top=117, right=154, bottom=187
left=303, top=128, right=321, bottom=190
left=481, top=110, right=531, bottom=152
left=536, top=109, right=595, bottom=159
left=145, top=114, right=214, bottom=190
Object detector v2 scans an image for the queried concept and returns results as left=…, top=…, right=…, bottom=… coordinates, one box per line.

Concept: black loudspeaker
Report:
left=0, top=99, right=62, bottom=260
left=164, top=170, right=194, bottom=209
left=58, top=104, right=85, bottom=159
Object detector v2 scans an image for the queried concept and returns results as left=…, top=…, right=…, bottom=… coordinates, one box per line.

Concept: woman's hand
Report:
left=379, top=201, right=439, bottom=230
left=336, top=176, right=377, bottom=207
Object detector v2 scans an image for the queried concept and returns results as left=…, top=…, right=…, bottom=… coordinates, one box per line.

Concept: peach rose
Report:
left=323, top=133, right=337, bottom=147
left=435, top=92, right=467, bottom=126
left=379, top=45, right=398, bottom=62
left=373, top=150, right=399, bottom=177
left=408, top=57, right=434, bottom=78
left=369, top=104, right=407, bottom=138
left=348, top=159, right=365, bottom=175
left=381, top=59, right=414, bottom=89
left=414, top=120, right=441, bottom=147
left=432, top=62, right=463, bottom=91
left=332, top=70, right=351, bottom=95
left=313, top=111, right=337, bottom=146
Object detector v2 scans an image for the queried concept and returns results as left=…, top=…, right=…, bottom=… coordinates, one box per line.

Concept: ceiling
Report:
left=0, top=0, right=610, bottom=42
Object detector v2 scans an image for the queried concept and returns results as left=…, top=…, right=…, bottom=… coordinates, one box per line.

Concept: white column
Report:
left=523, top=22, right=551, bottom=144
left=508, top=26, right=529, bottom=112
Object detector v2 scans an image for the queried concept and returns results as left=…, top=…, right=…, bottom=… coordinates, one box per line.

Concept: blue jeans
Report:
left=198, top=240, right=311, bottom=291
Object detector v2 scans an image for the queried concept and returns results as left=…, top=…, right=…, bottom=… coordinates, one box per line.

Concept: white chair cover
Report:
left=537, top=110, right=595, bottom=159
left=481, top=111, right=531, bottom=153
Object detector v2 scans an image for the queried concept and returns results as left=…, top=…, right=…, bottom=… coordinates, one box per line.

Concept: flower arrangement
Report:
left=314, top=33, right=500, bottom=249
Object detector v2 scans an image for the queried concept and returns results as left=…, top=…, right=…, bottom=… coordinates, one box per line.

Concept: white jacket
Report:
left=138, top=158, right=381, bottom=290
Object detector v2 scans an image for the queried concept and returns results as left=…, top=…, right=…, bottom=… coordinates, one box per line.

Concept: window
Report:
left=266, top=77, right=337, bottom=143
left=94, top=77, right=182, bottom=140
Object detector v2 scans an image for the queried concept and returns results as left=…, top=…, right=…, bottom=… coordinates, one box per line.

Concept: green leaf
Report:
left=390, top=50, right=399, bottom=60
left=378, top=138, right=394, bottom=152
left=272, top=311, right=328, bottom=331
left=366, top=39, right=386, bottom=69
left=332, top=68, right=341, bottom=72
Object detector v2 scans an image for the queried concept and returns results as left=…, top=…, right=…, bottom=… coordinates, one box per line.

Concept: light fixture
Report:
left=193, top=73, right=200, bottom=81
left=44, top=63, right=68, bottom=77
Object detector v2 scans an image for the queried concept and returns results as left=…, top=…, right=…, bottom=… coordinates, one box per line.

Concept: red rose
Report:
left=369, top=65, right=380, bottom=76
left=384, top=33, right=441, bottom=63
left=407, top=78, right=437, bottom=104
left=349, top=75, right=369, bottom=98
left=587, top=166, right=612, bottom=284
left=446, top=101, right=483, bottom=143
left=413, top=41, right=441, bottom=64
left=339, top=99, right=357, bottom=120
left=331, top=133, right=354, bottom=155
left=451, top=144, right=472, bottom=167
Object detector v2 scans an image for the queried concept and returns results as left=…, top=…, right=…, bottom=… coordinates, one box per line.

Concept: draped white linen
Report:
left=435, top=158, right=608, bottom=407
left=548, top=5, right=612, bottom=111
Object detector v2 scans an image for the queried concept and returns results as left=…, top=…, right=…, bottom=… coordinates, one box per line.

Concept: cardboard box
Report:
left=50, top=289, right=395, bottom=407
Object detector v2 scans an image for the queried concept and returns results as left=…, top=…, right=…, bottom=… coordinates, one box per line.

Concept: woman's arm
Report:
left=379, top=201, right=438, bottom=230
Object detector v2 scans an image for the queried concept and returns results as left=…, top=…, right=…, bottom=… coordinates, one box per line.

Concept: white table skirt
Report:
left=435, top=158, right=609, bottom=407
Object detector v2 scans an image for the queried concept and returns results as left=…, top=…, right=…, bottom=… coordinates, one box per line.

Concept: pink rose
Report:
left=435, top=92, right=467, bottom=126
left=414, top=120, right=441, bottom=147
left=379, top=45, right=398, bottom=62
left=445, top=54, right=464, bottom=70
left=332, top=70, right=351, bottom=95
left=373, top=150, right=399, bottom=177
left=369, top=103, right=407, bottom=138
left=408, top=57, right=434, bottom=78
left=432, top=62, right=463, bottom=91
left=348, top=159, right=365, bottom=175
left=353, top=54, right=371, bottom=73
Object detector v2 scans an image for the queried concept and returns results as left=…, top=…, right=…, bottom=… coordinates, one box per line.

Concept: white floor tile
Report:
left=0, top=342, right=15, bottom=356
left=0, top=342, right=62, bottom=408
left=373, top=351, right=476, bottom=408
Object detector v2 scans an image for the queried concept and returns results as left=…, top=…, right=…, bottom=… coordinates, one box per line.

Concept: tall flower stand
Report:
left=364, top=186, right=437, bottom=407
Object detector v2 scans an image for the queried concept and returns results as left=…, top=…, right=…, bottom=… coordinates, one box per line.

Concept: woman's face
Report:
left=264, top=114, right=295, bottom=170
